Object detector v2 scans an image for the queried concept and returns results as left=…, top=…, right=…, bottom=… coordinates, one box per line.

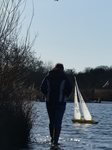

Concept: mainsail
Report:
left=74, top=81, right=82, bottom=120
left=76, top=80, right=92, bottom=120
left=72, top=78, right=98, bottom=124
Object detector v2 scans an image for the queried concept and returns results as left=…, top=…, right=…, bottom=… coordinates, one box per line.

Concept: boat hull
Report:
left=72, top=119, right=99, bottom=124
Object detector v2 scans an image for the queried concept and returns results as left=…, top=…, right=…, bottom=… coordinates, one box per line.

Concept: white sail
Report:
left=76, top=79, right=92, bottom=121
left=74, top=82, right=82, bottom=120
left=103, top=80, right=109, bottom=88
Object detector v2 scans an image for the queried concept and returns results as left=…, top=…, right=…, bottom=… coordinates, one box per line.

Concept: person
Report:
left=40, top=63, right=72, bottom=145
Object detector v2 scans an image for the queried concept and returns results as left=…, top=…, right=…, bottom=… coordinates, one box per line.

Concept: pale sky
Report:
left=22, top=0, right=112, bottom=72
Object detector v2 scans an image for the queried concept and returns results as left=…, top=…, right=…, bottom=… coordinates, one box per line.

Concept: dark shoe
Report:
left=51, top=138, right=53, bottom=144
left=53, top=142, right=58, bottom=146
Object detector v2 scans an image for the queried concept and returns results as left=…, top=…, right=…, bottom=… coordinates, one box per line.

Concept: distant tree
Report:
left=65, top=69, right=76, bottom=87
left=44, top=61, right=53, bottom=72
left=84, top=67, right=91, bottom=73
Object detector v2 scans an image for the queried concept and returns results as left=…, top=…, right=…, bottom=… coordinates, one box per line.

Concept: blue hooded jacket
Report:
left=40, top=68, right=72, bottom=105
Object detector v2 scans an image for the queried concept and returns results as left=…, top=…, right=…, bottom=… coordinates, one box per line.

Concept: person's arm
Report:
left=40, top=77, right=48, bottom=96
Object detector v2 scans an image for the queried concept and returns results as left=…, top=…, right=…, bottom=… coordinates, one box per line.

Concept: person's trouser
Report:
left=46, top=104, right=66, bottom=144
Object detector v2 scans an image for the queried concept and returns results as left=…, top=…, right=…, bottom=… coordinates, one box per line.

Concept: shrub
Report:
left=0, top=0, right=37, bottom=149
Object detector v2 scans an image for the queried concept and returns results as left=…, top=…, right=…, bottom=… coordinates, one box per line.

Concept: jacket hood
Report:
left=48, top=68, right=65, bottom=78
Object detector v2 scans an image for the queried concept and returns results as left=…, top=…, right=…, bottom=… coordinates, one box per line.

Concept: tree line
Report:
left=28, top=63, right=112, bottom=102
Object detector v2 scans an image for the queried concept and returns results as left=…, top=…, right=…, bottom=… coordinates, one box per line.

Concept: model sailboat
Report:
left=72, top=78, right=98, bottom=124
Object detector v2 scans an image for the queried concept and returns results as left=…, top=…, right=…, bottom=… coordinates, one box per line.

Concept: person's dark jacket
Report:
left=40, top=68, right=72, bottom=105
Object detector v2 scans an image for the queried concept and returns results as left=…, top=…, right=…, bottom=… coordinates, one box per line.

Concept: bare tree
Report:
left=0, top=0, right=38, bottom=149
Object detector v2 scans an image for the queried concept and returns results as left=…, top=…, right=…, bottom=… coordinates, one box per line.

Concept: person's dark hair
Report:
left=55, top=63, right=64, bottom=71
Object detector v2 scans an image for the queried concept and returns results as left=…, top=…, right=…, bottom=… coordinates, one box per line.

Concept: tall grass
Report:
left=0, top=101, right=32, bottom=149
left=0, top=72, right=37, bottom=149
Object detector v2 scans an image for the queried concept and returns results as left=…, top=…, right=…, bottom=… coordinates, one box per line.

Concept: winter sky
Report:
left=22, top=0, right=112, bottom=72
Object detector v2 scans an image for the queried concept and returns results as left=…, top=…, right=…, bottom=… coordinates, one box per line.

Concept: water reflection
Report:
left=21, top=102, right=112, bottom=150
